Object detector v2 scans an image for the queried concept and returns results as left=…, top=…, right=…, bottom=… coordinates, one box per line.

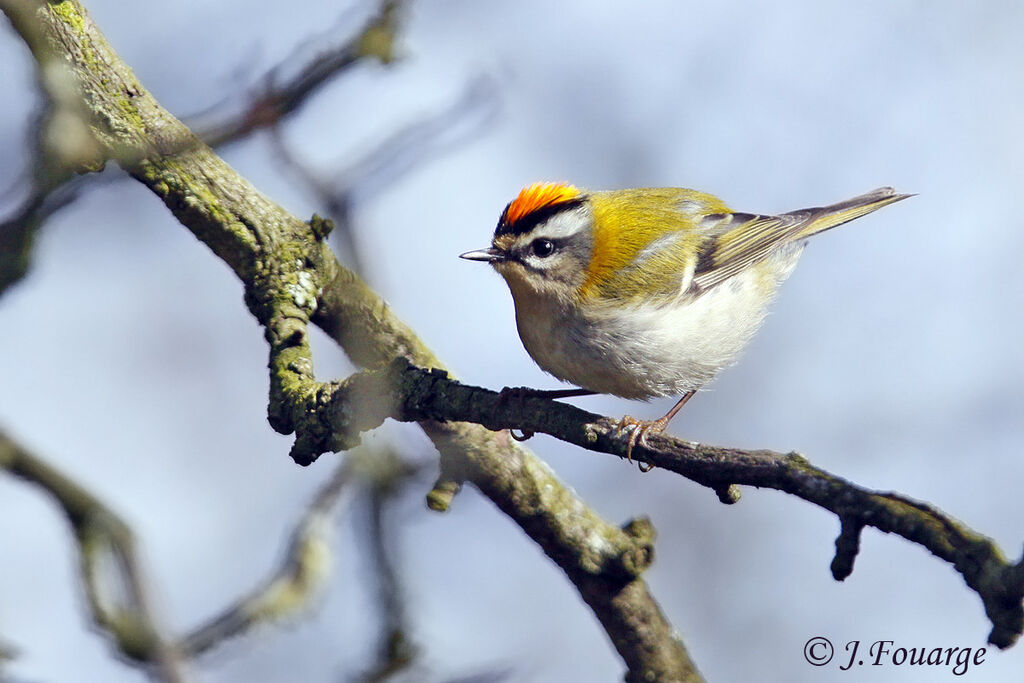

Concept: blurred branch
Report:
left=0, top=180, right=81, bottom=294
left=0, top=430, right=188, bottom=683
left=0, top=637, right=19, bottom=680
left=269, top=74, right=499, bottom=275
left=1, top=2, right=703, bottom=681
left=180, top=460, right=355, bottom=657
left=1, top=0, right=408, bottom=295
left=350, top=449, right=422, bottom=682
left=0, top=433, right=356, bottom=673
left=193, top=0, right=407, bottom=148
left=319, top=74, right=498, bottom=201
left=0, top=0, right=106, bottom=294
left=318, top=357, right=1024, bottom=650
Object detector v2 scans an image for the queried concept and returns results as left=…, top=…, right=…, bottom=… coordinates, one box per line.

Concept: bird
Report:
left=460, top=182, right=911, bottom=467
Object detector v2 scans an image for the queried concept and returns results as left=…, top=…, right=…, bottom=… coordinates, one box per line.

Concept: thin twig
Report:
left=268, top=74, right=499, bottom=276
left=193, top=0, right=408, bottom=148
left=0, top=431, right=189, bottom=682
left=179, top=460, right=356, bottom=657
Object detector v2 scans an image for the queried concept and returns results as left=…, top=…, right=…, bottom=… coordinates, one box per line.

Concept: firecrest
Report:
left=461, top=182, right=910, bottom=463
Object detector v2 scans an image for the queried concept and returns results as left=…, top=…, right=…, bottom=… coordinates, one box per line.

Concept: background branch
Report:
left=0, top=430, right=370, bottom=673
left=180, top=460, right=355, bottom=658
left=268, top=74, right=498, bottom=275
left=0, top=430, right=188, bottom=683
left=192, top=0, right=407, bottom=148
left=0, top=0, right=104, bottom=294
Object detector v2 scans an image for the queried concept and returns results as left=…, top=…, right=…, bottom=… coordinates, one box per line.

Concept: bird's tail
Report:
left=789, top=187, right=914, bottom=240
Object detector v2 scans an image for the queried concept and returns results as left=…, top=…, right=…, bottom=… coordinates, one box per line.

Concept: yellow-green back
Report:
left=580, top=186, right=910, bottom=303
left=581, top=188, right=728, bottom=303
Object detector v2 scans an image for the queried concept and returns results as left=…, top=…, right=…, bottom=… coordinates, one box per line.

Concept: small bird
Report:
left=461, top=182, right=910, bottom=465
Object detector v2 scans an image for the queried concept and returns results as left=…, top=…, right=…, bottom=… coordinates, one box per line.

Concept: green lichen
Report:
left=46, top=1, right=101, bottom=86
left=49, top=1, right=85, bottom=33
left=111, top=94, right=145, bottom=133
left=358, top=24, right=396, bottom=63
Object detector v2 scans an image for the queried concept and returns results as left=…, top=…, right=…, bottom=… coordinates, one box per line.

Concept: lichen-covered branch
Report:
left=0, top=2, right=703, bottom=681
left=317, top=357, right=1024, bottom=650
left=0, top=0, right=105, bottom=294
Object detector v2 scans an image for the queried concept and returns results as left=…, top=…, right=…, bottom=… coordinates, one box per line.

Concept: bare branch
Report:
left=0, top=181, right=80, bottom=294
left=268, top=74, right=499, bottom=276
left=351, top=449, right=422, bottom=682
left=0, top=430, right=189, bottom=682
left=180, top=460, right=355, bottom=657
left=194, top=0, right=408, bottom=148
left=316, top=358, right=1024, bottom=650
left=0, top=0, right=106, bottom=294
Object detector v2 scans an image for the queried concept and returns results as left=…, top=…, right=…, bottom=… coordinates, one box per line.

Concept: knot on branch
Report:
left=963, top=544, right=1024, bottom=649
left=715, top=484, right=741, bottom=505
left=425, top=478, right=462, bottom=513
left=571, top=516, right=657, bottom=583
left=831, top=516, right=864, bottom=581
left=277, top=356, right=441, bottom=466
left=308, top=214, right=334, bottom=241
left=357, top=0, right=404, bottom=64
left=613, top=517, right=656, bottom=578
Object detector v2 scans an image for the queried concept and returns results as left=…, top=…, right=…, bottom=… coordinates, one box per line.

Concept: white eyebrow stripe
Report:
left=523, top=205, right=588, bottom=240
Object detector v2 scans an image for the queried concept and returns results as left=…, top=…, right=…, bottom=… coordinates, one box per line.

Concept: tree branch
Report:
left=0, top=0, right=105, bottom=294
left=179, top=460, right=355, bottom=657
left=0, top=2, right=702, bottom=680
left=193, top=0, right=407, bottom=148
left=0, top=430, right=189, bottom=682
left=314, top=357, right=1024, bottom=650
left=267, top=74, right=499, bottom=275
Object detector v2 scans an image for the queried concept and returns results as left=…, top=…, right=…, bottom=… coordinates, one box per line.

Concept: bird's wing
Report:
left=690, top=212, right=804, bottom=292
left=691, top=187, right=910, bottom=293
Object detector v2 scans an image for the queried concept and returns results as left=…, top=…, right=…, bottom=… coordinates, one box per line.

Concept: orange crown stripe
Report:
left=503, top=182, right=581, bottom=226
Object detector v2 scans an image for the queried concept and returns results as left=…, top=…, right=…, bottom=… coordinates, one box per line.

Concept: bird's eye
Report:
left=531, top=238, right=555, bottom=258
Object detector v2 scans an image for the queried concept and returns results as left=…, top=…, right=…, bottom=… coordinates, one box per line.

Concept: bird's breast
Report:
left=510, top=254, right=799, bottom=399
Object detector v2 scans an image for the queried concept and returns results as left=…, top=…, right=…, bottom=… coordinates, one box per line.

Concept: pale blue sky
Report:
left=2, top=1, right=1023, bottom=681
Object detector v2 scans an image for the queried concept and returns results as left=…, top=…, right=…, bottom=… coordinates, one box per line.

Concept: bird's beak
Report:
left=459, top=247, right=504, bottom=263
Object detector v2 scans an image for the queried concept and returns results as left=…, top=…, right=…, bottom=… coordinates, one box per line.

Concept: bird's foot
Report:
left=618, top=415, right=670, bottom=472
left=496, top=387, right=536, bottom=440
left=495, top=386, right=594, bottom=441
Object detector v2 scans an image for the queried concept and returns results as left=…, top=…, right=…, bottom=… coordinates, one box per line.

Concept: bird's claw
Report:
left=497, top=388, right=535, bottom=441
left=619, top=416, right=669, bottom=471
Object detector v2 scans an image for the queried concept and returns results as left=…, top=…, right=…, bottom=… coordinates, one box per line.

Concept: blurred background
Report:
left=2, top=0, right=1023, bottom=681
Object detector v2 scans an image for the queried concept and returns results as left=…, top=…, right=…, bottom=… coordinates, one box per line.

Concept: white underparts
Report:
left=513, top=245, right=804, bottom=398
